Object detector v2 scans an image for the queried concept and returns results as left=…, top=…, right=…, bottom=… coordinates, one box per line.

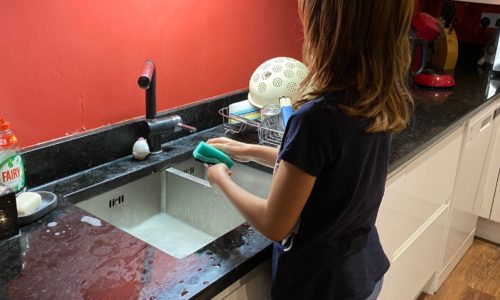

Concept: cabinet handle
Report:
left=480, top=115, right=493, bottom=131
left=494, top=107, right=500, bottom=120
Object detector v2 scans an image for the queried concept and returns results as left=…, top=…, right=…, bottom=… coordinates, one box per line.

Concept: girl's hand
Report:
left=207, top=137, right=252, bottom=162
left=207, top=163, right=232, bottom=188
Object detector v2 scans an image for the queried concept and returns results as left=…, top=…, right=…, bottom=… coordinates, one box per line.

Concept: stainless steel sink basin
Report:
left=76, top=159, right=272, bottom=258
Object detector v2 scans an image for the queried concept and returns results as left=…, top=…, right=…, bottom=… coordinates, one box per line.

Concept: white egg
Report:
left=132, top=138, right=150, bottom=160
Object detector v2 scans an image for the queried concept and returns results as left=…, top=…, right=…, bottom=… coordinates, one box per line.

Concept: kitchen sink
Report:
left=76, top=159, right=272, bottom=258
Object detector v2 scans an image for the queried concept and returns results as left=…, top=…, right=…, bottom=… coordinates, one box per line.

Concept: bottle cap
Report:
left=0, top=121, right=11, bottom=131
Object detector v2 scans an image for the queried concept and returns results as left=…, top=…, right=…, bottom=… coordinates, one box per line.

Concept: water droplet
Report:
left=47, top=222, right=57, bottom=227
left=54, top=232, right=60, bottom=236
left=80, top=216, right=102, bottom=227
left=179, top=280, right=184, bottom=284
left=197, top=268, right=202, bottom=272
left=180, top=289, right=188, bottom=297
left=203, top=281, right=209, bottom=285
left=206, top=251, right=213, bottom=256
left=46, top=230, right=50, bottom=233
left=212, top=263, right=221, bottom=268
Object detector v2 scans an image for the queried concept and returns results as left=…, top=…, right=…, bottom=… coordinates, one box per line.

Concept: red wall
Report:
left=0, top=1, right=303, bottom=148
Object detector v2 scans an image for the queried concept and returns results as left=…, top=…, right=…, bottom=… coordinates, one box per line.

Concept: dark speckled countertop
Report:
left=1, top=70, right=499, bottom=300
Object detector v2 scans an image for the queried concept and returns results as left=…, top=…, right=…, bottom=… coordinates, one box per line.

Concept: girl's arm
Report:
left=208, top=159, right=315, bottom=241
left=207, top=137, right=278, bottom=168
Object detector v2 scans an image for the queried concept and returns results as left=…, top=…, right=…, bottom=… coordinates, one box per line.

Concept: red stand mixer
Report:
left=411, top=12, right=456, bottom=88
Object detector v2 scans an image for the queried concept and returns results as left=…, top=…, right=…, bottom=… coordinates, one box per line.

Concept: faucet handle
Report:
left=176, top=122, right=197, bottom=133
left=168, top=115, right=197, bottom=133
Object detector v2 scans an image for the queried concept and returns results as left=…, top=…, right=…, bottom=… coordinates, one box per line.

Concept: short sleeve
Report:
left=278, top=107, right=337, bottom=177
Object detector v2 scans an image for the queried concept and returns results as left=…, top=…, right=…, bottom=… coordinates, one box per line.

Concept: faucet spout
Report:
left=137, top=60, right=156, bottom=120
left=136, top=60, right=197, bottom=155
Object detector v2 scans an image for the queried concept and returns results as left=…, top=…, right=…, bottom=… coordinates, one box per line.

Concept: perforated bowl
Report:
left=248, top=57, right=308, bottom=108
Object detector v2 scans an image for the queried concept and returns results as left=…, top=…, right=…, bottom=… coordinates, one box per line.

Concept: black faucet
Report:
left=137, top=60, right=196, bottom=154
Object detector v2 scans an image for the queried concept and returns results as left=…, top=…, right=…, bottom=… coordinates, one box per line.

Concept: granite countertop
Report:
left=1, top=70, right=499, bottom=300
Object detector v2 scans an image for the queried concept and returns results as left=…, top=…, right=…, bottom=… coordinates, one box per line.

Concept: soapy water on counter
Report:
left=81, top=216, right=102, bottom=227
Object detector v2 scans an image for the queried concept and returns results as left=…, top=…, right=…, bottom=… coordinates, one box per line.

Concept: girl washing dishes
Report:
left=207, top=0, right=414, bottom=298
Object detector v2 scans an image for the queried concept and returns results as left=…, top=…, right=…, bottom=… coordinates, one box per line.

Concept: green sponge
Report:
left=193, top=141, right=234, bottom=169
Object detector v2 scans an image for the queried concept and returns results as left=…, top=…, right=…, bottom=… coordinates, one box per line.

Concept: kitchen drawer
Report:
left=381, top=205, right=448, bottom=300
left=403, top=128, right=462, bottom=208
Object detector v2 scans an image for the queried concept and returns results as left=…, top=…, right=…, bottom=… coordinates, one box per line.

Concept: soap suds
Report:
left=47, top=222, right=57, bottom=227
left=81, top=216, right=102, bottom=227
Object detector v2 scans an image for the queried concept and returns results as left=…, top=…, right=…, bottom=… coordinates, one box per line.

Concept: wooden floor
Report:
left=418, top=239, right=500, bottom=300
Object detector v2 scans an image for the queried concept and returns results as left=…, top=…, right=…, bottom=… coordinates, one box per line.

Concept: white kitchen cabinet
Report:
left=213, top=260, right=272, bottom=300
left=455, top=104, right=497, bottom=215
left=477, top=103, right=500, bottom=220
left=376, top=172, right=404, bottom=259
left=434, top=101, right=498, bottom=291
left=491, top=175, right=500, bottom=221
left=475, top=101, right=500, bottom=244
left=382, top=206, right=449, bottom=300
left=377, top=126, right=463, bottom=300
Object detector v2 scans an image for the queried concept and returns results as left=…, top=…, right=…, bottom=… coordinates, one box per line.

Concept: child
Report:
left=207, top=0, right=414, bottom=299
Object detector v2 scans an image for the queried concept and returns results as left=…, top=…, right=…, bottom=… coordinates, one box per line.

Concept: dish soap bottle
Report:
left=0, top=119, right=25, bottom=193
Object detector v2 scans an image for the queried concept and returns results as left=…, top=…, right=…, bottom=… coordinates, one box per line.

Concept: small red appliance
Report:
left=411, top=13, right=456, bottom=88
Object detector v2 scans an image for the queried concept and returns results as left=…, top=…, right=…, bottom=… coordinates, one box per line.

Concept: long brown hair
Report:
left=296, top=0, right=414, bottom=132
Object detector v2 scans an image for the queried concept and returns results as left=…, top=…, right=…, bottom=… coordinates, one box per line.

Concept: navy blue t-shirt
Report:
left=271, top=92, right=391, bottom=300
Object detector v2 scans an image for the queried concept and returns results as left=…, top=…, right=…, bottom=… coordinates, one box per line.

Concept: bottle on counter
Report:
left=0, top=118, right=25, bottom=193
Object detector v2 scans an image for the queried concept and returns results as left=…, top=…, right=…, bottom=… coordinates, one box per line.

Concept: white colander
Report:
left=248, top=57, right=308, bottom=108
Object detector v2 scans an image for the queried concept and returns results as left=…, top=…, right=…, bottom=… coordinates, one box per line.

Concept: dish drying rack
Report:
left=218, top=107, right=283, bottom=147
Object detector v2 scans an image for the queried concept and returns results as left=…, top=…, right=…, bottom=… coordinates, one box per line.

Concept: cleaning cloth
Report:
left=193, top=141, right=234, bottom=169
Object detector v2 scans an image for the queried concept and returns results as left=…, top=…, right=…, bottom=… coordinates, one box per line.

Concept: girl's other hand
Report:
left=206, top=163, right=232, bottom=188
left=207, top=137, right=252, bottom=162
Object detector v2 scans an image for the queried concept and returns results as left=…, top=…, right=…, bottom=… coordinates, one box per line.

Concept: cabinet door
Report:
left=394, top=128, right=462, bottom=254
left=455, top=106, right=495, bottom=215
left=213, top=261, right=272, bottom=300
left=383, top=206, right=449, bottom=300
left=490, top=173, right=500, bottom=222
left=478, top=107, right=500, bottom=218
left=439, top=103, right=498, bottom=290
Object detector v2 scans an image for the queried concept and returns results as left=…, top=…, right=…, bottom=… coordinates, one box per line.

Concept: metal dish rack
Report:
left=218, top=107, right=283, bottom=147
